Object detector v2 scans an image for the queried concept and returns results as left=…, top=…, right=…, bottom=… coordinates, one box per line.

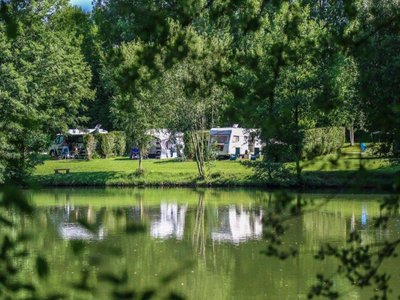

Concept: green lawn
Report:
left=34, top=158, right=252, bottom=176
left=32, top=149, right=399, bottom=189
left=33, top=158, right=254, bottom=186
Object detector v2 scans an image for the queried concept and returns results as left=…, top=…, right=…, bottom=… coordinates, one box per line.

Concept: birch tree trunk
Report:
left=349, top=123, right=355, bottom=146
left=138, top=145, right=144, bottom=171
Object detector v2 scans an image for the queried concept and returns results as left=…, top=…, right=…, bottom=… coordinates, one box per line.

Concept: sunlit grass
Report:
left=32, top=147, right=399, bottom=189
left=34, top=158, right=253, bottom=176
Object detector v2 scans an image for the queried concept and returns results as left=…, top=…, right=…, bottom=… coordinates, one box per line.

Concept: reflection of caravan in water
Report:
left=147, top=129, right=184, bottom=159
left=150, top=203, right=187, bottom=240
left=49, top=126, right=108, bottom=158
left=209, top=125, right=262, bottom=158
left=59, top=223, right=105, bottom=240
left=211, top=206, right=263, bottom=244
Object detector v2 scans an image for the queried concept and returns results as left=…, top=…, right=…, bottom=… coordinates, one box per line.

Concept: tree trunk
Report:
left=191, top=131, right=205, bottom=179
left=349, top=123, right=355, bottom=146
left=294, top=104, right=302, bottom=185
left=138, top=150, right=143, bottom=171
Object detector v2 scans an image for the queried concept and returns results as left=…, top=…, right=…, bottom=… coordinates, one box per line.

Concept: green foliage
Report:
left=84, top=132, right=127, bottom=160
left=264, top=127, right=345, bottom=163
left=96, top=133, right=115, bottom=158
left=0, top=0, right=94, bottom=183
left=51, top=5, right=113, bottom=130
left=264, top=143, right=294, bottom=163
left=303, top=127, right=345, bottom=159
left=0, top=186, right=41, bottom=298
left=183, top=132, right=194, bottom=160
left=152, top=32, right=230, bottom=178
left=113, top=131, right=127, bottom=156
left=83, top=134, right=97, bottom=160
left=183, top=131, right=210, bottom=161
left=2, top=0, right=400, bottom=299
left=110, top=39, right=172, bottom=171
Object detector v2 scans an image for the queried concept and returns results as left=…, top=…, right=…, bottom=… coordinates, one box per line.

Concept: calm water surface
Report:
left=22, top=188, right=400, bottom=299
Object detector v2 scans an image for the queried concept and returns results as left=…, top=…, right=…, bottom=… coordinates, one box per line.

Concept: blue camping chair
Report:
left=61, top=146, right=70, bottom=159
left=360, top=143, right=367, bottom=152
left=130, top=148, right=140, bottom=159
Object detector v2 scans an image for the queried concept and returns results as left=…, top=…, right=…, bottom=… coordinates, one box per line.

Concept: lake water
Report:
left=19, top=188, right=400, bottom=299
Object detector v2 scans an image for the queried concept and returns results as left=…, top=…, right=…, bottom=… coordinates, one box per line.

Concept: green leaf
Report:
left=36, top=256, right=49, bottom=279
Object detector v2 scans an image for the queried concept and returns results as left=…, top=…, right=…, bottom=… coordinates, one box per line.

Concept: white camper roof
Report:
left=148, top=129, right=183, bottom=140
left=66, top=128, right=108, bottom=135
left=210, top=127, right=257, bottom=134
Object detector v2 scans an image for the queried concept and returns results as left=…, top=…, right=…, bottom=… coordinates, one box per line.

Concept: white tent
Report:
left=147, top=129, right=184, bottom=159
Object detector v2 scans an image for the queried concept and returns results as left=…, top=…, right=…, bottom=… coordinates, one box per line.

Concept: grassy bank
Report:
left=33, top=158, right=253, bottom=186
left=32, top=147, right=400, bottom=190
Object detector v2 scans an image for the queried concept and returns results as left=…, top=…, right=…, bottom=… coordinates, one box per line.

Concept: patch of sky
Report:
left=70, top=0, right=92, bottom=11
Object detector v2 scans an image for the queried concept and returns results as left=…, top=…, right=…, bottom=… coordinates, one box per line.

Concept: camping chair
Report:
left=235, top=147, right=241, bottom=159
left=61, top=146, right=70, bottom=159
left=130, top=148, right=140, bottom=159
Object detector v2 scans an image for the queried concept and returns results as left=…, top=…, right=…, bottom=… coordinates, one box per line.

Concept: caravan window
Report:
left=55, top=135, right=64, bottom=144
left=210, top=135, right=229, bottom=144
left=69, top=135, right=84, bottom=143
left=232, top=135, right=240, bottom=143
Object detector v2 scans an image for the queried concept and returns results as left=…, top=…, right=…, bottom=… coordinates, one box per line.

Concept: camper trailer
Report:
left=49, top=127, right=108, bottom=159
left=209, top=126, right=262, bottom=159
left=147, top=129, right=184, bottom=159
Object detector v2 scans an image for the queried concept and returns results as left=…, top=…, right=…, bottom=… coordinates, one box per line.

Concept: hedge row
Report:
left=83, top=131, right=126, bottom=159
left=303, top=127, right=345, bottom=159
left=265, top=127, right=345, bottom=162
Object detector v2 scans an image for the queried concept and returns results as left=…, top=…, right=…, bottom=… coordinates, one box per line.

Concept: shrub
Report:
left=83, top=134, right=97, bottom=160
left=183, top=132, right=194, bottom=160
left=303, top=127, right=345, bottom=159
left=113, top=131, right=126, bottom=156
left=263, top=142, right=293, bottom=163
left=96, top=133, right=115, bottom=158
left=264, top=127, right=345, bottom=162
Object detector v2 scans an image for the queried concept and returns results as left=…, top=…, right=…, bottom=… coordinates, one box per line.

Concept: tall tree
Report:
left=51, top=5, right=114, bottom=129
left=227, top=2, right=329, bottom=181
left=353, top=1, right=400, bottom=155
left=0, top=0, right=93, bottom=183
left=155, top=31, right=230, bottom=178
left=110, top=41, right=165, bottom=172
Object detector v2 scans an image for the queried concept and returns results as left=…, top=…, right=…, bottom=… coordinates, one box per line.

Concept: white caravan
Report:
left=147, top=129, right=184, bottom=159
left=49, top=126, right=108, bottom=158
left=209, top=126, right=262, bottom=158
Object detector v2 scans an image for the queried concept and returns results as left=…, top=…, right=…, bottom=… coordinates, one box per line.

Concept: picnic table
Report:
left=54, top=168, right=70, bottom=174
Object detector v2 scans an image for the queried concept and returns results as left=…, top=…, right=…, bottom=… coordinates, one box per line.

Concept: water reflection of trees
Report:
left=20, top=190, right=400, bottom=299
left=41, top=191, right=399, bottom=251
left=41, top=193, right=265, bottom=248
left=192, top=192, right=206, bottom=256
